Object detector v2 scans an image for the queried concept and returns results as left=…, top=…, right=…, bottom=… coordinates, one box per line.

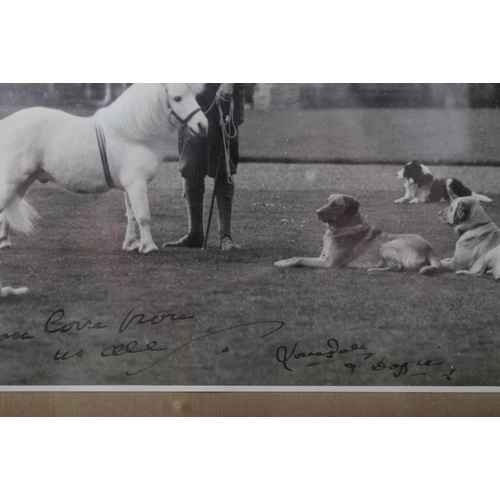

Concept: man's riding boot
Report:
left=164, top=176, right=205, bottom=248
left=216, top=178, right=240, bottom=250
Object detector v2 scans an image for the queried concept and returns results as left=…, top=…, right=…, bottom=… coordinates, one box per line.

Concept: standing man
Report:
left=165, top=83, right=245, bottom=250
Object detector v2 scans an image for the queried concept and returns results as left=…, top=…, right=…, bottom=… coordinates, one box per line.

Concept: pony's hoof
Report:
left=0, top=239, right=12, bottom=250
left=140, top=242, right=159, bottom=254
left=123, top=240, right=141, bottom=252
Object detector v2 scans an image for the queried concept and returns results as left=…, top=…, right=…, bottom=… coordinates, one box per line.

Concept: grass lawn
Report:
left=1, top=163, right=500, bottom=388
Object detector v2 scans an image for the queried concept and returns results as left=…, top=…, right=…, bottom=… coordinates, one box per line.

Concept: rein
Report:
left=95, top=122, right=115, bottom=190
left=203, top=97, right=237, bottom=250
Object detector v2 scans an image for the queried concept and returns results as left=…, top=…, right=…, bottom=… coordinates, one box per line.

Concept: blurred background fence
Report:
left=2, top=84, right=500, bottom=165
left=2, top=83, right=500, bottom=109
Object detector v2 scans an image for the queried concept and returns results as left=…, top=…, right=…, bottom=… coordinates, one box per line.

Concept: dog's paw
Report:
left=408, top=198, right=422, bottom=204
left=274, top=258, right=298, bottom=268
left=274, top=259, right=288, bottom=268
left=0, top=239, right=12, bottom=250
left=455, top=270, right=472, bottom=276
left=394, top=198, right=406, bottom=204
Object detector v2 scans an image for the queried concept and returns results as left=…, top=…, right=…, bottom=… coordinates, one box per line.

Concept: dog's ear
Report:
left=411, top=164, right=431, bottom=187
left=343, top=196, right=360, bottom=215
left=453, top=200, right=470, bottom=225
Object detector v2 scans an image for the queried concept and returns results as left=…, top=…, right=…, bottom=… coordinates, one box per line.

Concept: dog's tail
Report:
left=471, top=192, right=493, bottom=203
left=2, top=196, right=39, bottom=234
left=419, top=252, right=442, bottom=275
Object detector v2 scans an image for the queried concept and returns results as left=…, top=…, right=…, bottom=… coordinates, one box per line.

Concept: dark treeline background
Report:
left=2, top=83, right=500, bottom=109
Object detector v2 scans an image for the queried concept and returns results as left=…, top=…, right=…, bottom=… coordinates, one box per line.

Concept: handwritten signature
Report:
left=276, top=339, right=456, bottom=379
left=1, top=306, right=457, bottom=381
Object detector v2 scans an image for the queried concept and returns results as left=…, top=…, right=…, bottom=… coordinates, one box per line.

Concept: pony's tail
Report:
left=3, top=196, right=39, bottom=234
left=471, top=192, right=493, bottom=203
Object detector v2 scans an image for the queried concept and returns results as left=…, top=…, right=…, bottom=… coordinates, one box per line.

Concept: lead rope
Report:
left=202, top=97, right=236, bottom=249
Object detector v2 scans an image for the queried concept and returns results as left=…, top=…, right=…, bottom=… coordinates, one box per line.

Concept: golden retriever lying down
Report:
left=274, top=194, right=440, bottom=273
left=0, top=281, right=28, bottom=297
left=432, top=197, right=500, bottom=279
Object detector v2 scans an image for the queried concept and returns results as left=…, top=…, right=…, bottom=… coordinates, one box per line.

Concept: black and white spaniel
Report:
left=395, top=160, right=492, bottom=204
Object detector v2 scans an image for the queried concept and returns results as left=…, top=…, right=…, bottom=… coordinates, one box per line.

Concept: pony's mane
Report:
left=98, top=83, right=206, bottom=143
left=98, top=84, right=187, bottom=142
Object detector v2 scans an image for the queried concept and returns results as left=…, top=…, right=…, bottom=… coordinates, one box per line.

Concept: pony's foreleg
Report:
left=125, top=181, right=158, bottom=254
left=122, top=192, right=140, bottom=251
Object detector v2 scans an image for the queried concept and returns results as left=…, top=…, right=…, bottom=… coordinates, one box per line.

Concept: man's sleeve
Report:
left=233, top=84, right=246, bottom=127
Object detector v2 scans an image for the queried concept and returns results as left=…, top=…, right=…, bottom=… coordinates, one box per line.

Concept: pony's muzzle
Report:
left=188, top=117, right=208, bottom=138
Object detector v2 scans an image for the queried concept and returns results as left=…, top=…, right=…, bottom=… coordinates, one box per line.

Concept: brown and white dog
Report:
left=433, top=197, right=500, bottom=279
left=395, top=160, right=492, bottom=204
left=274, top=194, right=441, bottom=273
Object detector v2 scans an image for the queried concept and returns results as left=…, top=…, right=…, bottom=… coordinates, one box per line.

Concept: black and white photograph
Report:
left=1, top=82, right=500, bottom=390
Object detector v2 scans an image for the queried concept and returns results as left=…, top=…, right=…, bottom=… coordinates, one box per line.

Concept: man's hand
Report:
left=216, top=83, right=234, bottom=102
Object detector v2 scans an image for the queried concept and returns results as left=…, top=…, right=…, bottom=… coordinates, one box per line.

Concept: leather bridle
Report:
left=170, top=105, right=203, bottom=128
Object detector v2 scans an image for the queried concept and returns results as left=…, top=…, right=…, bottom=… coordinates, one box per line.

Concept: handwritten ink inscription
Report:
left=0, top=306, right=457, bottom=383
left=276, top=339, right=456, bottom=380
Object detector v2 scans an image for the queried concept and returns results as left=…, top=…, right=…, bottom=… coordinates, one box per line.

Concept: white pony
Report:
left=0, top=83, right=208, bottom=254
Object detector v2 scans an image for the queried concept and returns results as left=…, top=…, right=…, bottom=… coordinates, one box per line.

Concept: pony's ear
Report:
left=194, top=83, right=207, bottom=95
left=453, top=200, right=470, bottom=225
left=343, top=196, right=360, bottom=215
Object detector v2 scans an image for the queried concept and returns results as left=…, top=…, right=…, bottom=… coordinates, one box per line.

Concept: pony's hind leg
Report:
left=122, top=192, right=140, bottom=251
left=0, top=170, right=39, bottom=249
left=0, top=214, right=11, bottom=249
left=0, top=180, right=20, bottom=248
left=125, top=181, right=158, bottom=254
